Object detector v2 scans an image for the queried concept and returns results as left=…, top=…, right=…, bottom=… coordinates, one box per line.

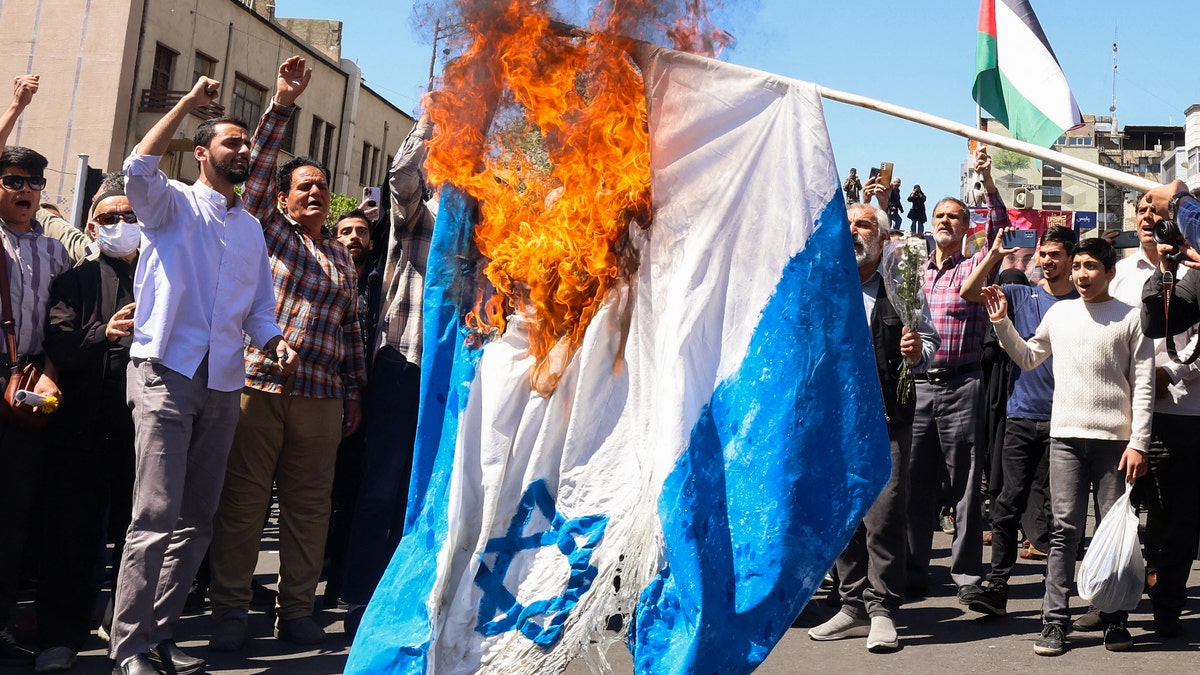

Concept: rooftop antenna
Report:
left=1109, top=29, right=1118, bottom=128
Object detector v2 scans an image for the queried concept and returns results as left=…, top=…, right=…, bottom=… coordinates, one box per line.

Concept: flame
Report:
left=425, top=0, right=729, bottom=392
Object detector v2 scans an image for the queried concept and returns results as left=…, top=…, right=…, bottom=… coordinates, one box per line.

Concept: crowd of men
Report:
left=0, top=57, right=432, bottom=675
left=813, top=149, right=1200, bottom=657
left=1, top=53, right=1200, bottom=675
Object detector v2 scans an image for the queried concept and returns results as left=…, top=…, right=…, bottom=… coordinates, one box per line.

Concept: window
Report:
left=230, top=74, right=266, bottom=126
left=280, top=106, right=298, bottom=154
left=322, top=122, right=336, bottom=166
left=310, top=116, right=325, bottom=159
left=1068, top=136, right=1093, bottom=147
left=360, top=142, right=373, bottom=184
left=193, top=52, right=217, bottom=83
left=150, top=44, right=177, bottom=91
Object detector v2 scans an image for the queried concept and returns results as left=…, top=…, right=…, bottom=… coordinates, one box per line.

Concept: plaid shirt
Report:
left=375, top=118, right=435, bottom=365
left=923, top=191, right=1009, bottom=369
left=242, top=101, right=366, bottom=401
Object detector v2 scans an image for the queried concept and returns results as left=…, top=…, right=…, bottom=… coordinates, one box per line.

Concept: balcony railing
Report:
left=139, top=89, right=226, bottom=120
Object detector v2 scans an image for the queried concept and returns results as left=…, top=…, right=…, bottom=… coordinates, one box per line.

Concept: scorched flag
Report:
left=346, top=44, right=891, bottom=674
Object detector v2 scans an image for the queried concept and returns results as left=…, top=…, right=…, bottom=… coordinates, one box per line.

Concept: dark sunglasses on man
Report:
left=94, top=211, right=138, bottom=226
left=0, top=174, right=48, bottom=191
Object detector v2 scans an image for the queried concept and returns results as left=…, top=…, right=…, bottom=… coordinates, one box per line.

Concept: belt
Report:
left=914, top=363, right=980, bottom=384
left=6, top=353, right=44, bottom=370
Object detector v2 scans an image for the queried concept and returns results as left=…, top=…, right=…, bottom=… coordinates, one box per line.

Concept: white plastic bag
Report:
left=1076, top=482, right=1145, bottom=613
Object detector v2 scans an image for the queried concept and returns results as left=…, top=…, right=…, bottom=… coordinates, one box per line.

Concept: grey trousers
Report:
left=109, top=358, right=241, bottom=663
left=835, top=428, right=910, bottom=619
left=907, top=373, right=984, bottom=589
left=1042, top=437, right=1127, bottom=627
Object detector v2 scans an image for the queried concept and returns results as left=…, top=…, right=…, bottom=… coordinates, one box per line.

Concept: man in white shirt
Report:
left=108, top=77, right=297, bottom=675
left=1115, top=188, right=1200, bottom=639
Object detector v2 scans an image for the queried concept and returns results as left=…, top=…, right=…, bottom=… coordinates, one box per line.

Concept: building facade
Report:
left=963, top=112, right=1192, bottom=231
left=0, top=0, right=414, bottom=224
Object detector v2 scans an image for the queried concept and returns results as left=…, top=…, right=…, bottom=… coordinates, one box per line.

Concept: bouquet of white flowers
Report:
left=878, top=236, right=928, bottom=404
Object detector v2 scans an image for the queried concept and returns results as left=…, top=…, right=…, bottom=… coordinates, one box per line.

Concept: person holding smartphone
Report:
left=907, top=184, right=927, bottom=235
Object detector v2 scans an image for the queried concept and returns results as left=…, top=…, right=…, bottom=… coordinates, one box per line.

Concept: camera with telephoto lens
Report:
left=1153, top=201, right=1186, bottom=264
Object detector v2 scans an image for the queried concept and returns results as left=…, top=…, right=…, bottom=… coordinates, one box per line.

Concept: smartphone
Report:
left=868, top=167, right=881, bottom=184
left=877, top=162, right=894, bottom=187
left=1001, top=229, right=1038, bottom=249
left=362, top=186, right=380, bottom=206
left=1110, top=230, right=1140, bottom=249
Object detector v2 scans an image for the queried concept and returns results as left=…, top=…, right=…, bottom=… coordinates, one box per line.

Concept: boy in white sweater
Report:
left=980, top=237, right=1152, bottom=657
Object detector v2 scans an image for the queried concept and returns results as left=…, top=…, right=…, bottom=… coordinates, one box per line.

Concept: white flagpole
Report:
left=818, top=85, right=1159, bottom=193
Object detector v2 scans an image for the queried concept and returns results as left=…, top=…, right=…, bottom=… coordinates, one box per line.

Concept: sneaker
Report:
left=33, top=646, right=76, bottom=673
left=1072, top=606, right=1103, bottom=632
left=0, top=628, right=35, bottom=666
left=940, top=514, right=956, bottom=535
left=956, top=584, right=982, bottom=605
left=1103, top=621, right=1133, bottom=652
left=967, top=583, right=1008, bottom=616
left=866, top=615, right=900, bottom=653
left=1019, top=544, right=1048, bottom=560
left=209, top=615, right=249, bottom=652
left=275, top=615, right=327, bottom=646
left=807, top=610, right=870, bottom=641
left=1033, top=623, right=1066, bottom=656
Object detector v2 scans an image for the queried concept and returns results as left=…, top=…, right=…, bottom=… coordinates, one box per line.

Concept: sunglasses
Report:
left=94, top=211, right=138, bottom=226
left=0, top=174, right=48, bottom=191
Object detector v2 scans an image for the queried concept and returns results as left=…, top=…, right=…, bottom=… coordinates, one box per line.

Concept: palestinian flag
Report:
left=973, top=0, right=1082, bottom=148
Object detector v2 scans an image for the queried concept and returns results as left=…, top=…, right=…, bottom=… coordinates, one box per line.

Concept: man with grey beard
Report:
left=809, top=199, right=938, bottom=653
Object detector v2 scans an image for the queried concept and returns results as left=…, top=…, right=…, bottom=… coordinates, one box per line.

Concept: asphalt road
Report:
left=4, top=524, right=1197, bottom=674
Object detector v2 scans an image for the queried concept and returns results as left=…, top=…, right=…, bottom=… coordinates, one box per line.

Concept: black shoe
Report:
left=1072, top=606, right=1103, bottom=632
left=956, top=584, right=982, bottom=605
left=1154, top=611, right=1183, bottom=638
left=967, top=583, right=1008, bottom=616
left=146, top=640, right=205, bottom=675
left=111, top=653, right=159, bottom=675
left=0, top=628, right=35, bottom=666
left=1103, top=621, right=1133, bottom=652
left=1033, top=622, right=1066, bottom=656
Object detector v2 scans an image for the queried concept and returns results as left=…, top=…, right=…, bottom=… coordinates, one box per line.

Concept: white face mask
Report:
left=97, top=221, right=142, bottom=258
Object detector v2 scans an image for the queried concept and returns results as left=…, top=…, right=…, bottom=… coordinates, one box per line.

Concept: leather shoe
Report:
left=147, top=640, right=205, bottom=675
left=111, top=653, right=158, bottom=675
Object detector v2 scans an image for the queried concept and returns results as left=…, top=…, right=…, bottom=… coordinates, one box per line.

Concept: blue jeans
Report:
left=340, top=348, right=421, bottom=606
left=1042, top=437, right=1126, bottom=627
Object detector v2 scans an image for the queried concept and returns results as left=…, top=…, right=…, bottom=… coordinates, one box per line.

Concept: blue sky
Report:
left=277, top=0, right=1194, bottom=202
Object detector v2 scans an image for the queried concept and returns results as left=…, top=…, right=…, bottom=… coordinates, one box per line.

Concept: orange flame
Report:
left=425, top=0, right=729, bottom=392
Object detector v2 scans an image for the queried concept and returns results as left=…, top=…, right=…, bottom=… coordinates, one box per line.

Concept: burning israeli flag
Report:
left=347, top=38, right=889, bottom=675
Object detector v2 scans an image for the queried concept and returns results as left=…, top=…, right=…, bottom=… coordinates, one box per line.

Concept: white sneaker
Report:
left=808, top=610, right=870, bottom=641
left=866, top=615, right=900, bottom=652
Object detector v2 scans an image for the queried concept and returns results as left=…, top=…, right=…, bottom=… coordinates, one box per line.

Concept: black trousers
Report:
left=985, top=417, right=1051, bottom=584
left=35, top=417, right=134, bottom=650
left=0, top=419, right=45, bottom=626
left=1139, top=413, right=1200, bottom=617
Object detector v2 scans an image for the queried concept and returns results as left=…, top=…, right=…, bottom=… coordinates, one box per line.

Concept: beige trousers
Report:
left=209, top=385, right=342, bottom=621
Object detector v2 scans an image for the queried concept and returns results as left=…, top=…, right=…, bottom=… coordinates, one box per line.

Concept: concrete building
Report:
left=963, top=114, right=1189, bottom=230
left=0, top=0, right=414, bottom=224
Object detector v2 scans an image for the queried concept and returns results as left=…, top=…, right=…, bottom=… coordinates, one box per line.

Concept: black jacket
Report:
left=43, top=255, right=135, bottom=451
left=870, top=278, right=916, bottom=428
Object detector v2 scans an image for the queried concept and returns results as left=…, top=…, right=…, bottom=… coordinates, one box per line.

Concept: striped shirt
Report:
left=1, top=220, right=71, bottom=355
left=376, top=118, right=435, bottom=366
left=242, top=101, right=367, bottom=401
left=923, top=192, right=1008, bottom=369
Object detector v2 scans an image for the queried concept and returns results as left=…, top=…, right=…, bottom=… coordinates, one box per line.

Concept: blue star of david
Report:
left=474, top=478, right=609, bottom=648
